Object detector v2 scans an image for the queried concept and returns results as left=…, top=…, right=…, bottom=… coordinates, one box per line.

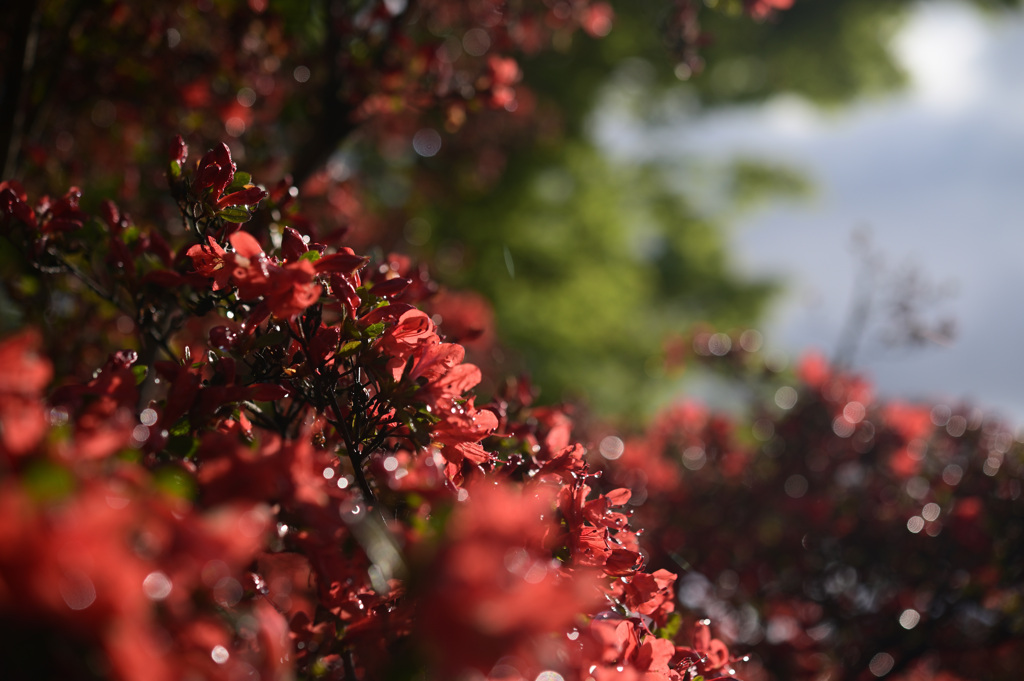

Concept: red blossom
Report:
left=416, top=480, right=603, bottom=678
left=0, top=330, right=52, bottom=458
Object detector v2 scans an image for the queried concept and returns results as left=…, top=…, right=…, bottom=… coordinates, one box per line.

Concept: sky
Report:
left=598, top=1, right=1024, bottom=424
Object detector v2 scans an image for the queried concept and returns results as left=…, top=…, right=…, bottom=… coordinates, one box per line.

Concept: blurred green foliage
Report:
left=423, top=142, right=779, bottom=416
left=403, top=0, right=1020, bottom=417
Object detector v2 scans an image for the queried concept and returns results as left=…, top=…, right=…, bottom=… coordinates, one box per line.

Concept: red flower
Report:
left=0, top=330, right=52, bottom=458
left=186, top=236, right=232, bottom=290
left=416, top=480, right=602, bottom=678
left=746, top=0, right=794, bottom=19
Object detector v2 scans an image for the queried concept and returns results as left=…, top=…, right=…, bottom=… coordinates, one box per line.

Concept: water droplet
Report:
left=599, top=435, right=624, bottom=460
left=211, top=645, right=230, bottom=664
left=775, top=386, right=798, bottom=410
left=131, top=424, right=150, bottom=444
left=942, top=464, right=964, bottom=486
left=899, top=609, right=920, bottom=630
left=868, top=652, right=894, bottom=677
left=535, top=672, right=564, bottom=681
left=59, top=570, right=97, bottom=610
left=213, top=577, right=243, bottom=607
left=143, top=571, right=173, bottom=600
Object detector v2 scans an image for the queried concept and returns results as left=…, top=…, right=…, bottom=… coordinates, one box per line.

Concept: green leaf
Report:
left=226, top=171, right=252, bottom=193
left=153, top=466, right=197, bottom=501
left=122, top=225, right=141, bottom=245
left=658, top=612, right=682, bottom=640
left=131, top=364, right=148, bottom=385
left=23, top=460, right=76, bottom=502
left=166, top=432, right=198, bottom=458
left=336, top=340, right=362, bottom=357
left=299, top=249, right=321, bottom=263
left=364, top=322, right=386, bottom=339
left=218, top=206, right=253, bottom=223
left=169, top=418, right=191, bottom=438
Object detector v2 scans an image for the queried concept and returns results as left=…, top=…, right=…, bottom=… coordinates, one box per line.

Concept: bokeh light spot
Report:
left=869, top=652, right=894, bottom=677
left=599, top=435, right=624, bottom=460
left=413, top=128, right=442, bottom=157
left=899, top=609, right=921, bottom=629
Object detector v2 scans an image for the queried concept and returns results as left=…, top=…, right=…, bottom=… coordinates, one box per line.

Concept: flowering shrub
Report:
left=0, top=129, right=769, bottom=679
left=19, top=2, right=1019, bottom=681
left=598, top=342, right=1024, bottom=681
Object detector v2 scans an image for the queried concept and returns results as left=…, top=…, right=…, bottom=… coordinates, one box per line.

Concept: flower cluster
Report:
left=599, top=338, right=1024, bottom=681
left=0, top=140, right=756, bottom=681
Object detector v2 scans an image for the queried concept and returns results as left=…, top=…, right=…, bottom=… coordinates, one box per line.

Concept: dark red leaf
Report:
left=0, top=188, right=36, bottom=228
left=195, top=143, right=235, bottom=197
left=170, top=134, right=188, bottom=166
left=369, top=277, right=412, bottom=298
left=314, top=251, right=368, bottom=275
left=281, top=226, right=308, bottom=261
left=216, top=185, right=268, bottom=209
left=193, top=161, right=223, bottom=194
left=100, top=199, right=121, bottom=232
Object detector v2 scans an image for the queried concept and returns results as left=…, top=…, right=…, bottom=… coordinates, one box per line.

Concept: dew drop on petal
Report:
left=536, top=672, right=564, bottom=681
left=211, top=645, right=230, bottom=664
left=143, top=571, right=173, bottom=601
left=59, top=571, right=97, bottom=611
left=213, top=577, right=243, bottom=607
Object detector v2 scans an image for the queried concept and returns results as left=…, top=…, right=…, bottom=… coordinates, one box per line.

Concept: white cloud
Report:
left=892, top=1, right=988, bottom=112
